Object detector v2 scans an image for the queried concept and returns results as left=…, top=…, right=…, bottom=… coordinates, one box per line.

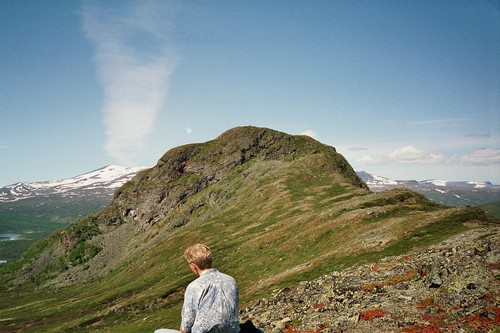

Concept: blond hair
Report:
left=184, top=244, right=212, bottom=269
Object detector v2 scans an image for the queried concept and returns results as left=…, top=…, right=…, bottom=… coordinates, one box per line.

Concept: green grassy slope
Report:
left=0, top=127, right=497, bottom=332
left=0, top=195, right=111, bottom=260
left=479, top=201, right=500, bottom=218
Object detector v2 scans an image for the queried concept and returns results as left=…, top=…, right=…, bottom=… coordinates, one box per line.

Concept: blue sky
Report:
left=1, top=0, right=499, bottom=186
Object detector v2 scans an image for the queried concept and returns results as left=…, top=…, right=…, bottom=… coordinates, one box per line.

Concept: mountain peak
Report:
left=110, top=126, right=367, bottom=229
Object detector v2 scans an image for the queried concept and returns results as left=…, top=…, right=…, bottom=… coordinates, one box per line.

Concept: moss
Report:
left=360, top=190, right=439, bottom=209
left=69, top=242, right=102, bottom=265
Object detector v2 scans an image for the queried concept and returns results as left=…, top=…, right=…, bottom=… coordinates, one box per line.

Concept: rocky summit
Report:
left=1, top=126, right=498, bottom=332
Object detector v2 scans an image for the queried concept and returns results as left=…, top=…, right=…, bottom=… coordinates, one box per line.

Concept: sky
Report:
left=1, top=0, right=499, bottom=187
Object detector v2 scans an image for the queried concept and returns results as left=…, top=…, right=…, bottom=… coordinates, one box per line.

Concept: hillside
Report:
left=0, top=126, right=498, bottom=332
left=480, top=201, right=500, bottom=219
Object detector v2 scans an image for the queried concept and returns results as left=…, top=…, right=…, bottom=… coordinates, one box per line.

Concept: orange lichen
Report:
left=359, top=309, right=390, bottom=321
left=312, top=303, right=327, bottom=309
left=488, top=263, right=500, bottom=270
left=459, top=307, right=500, bottom=331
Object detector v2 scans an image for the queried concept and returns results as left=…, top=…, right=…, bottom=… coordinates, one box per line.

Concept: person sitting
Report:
left=155, top=244, right=240, bottom=333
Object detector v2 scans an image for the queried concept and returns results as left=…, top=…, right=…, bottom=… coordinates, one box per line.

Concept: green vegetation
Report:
left=275, top=206, right=485, bottom=288
left=0, top=231, right=56, bottom=261
left=68, top=242, right=102, bottom=265
left=360, top=190, right=440, bottom=208
left=0, top=195, right=108, bottom=260
left=479, top=201, right=500, bottom=218
left=0, top=127, right=497, bottom=332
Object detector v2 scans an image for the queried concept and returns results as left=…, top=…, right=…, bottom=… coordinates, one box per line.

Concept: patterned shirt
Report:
left=181, top=268, right=239, bottom=333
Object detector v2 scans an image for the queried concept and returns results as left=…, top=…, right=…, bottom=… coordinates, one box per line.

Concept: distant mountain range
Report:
left=1, top=165, right=498, bottom=208
left=0, top=165, right=149, bottom=249
left=357, top=171, right=500, bottom=207
left=0, top=164, right=148, bottom=203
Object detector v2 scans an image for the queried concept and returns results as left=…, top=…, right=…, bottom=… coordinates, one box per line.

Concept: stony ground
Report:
left=240, top=227, right=500, bottom=332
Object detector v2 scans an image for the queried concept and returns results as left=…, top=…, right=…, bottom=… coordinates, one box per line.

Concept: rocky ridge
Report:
left=240, top=227, right=500, bottom=332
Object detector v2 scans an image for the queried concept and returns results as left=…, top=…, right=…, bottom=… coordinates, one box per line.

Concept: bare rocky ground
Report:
left=240, top=227, right=500, bottom=332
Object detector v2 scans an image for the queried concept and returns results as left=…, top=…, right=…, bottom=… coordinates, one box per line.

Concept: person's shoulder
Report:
left=186, top=275, right=203, bottom=291
left=216, top=271, right=237, bottom=284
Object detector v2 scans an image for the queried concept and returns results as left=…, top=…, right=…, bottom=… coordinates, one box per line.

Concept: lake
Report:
left=0, top=234, right=20, bottom=242
left=0, top=234, right=21, bottom=263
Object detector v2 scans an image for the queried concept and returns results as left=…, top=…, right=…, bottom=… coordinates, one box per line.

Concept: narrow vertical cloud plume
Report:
left=82, top=0, right=177, bottom=164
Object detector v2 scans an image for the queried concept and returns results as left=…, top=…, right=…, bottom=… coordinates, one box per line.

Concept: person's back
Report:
left=182, top=268, right=239, bottom=333
left=154, top=244, right=239, bottom=333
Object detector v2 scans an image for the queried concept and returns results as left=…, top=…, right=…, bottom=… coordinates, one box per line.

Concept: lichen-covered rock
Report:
left=240, top=227, right=500, bottom=332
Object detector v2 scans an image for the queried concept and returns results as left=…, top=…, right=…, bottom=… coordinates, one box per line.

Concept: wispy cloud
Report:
left=349, top=146, right=368, bottom=151
left=356, top=146, right=447, bottom=165
left=356, top=144, right=500, bottom=167
left=300, top=130, right=318, bottom=138
left=355, top=155, right=385, bottom=165
left=461, top=148, right=500, bottom=165
left=387, top=146, right=446, bottom=164
left=410, top=118, right=467, bottom=126
left=82, top=0, right=178, bottom=164
left=466, top=132, right=491, bottom=137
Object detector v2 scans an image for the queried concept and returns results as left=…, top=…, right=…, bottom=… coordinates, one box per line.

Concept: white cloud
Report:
left=355, top=155, right=385, bottom=165
left=300, top=130, right=318, bottom=138
left=461, top=148, right=500, bottom=165
left=82, top=0, right=177, bottom=164
left=387, top=146, right=446, bottom=164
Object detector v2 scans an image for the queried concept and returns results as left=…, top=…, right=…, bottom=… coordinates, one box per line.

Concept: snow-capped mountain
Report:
left=418, top=179, right=498, bottom=189
left=357, top=171, right=500, bottom=190
left=0, top=165, right=149, bottom=203
left=357, top=171, right=500, bottom=207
